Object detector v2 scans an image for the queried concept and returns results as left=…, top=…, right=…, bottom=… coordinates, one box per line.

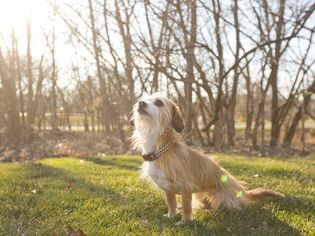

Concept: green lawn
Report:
left=0, top=154, right=314, bottom=236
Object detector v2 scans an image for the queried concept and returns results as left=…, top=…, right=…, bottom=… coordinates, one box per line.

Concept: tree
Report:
left=0, top=46, right=20, bottom=141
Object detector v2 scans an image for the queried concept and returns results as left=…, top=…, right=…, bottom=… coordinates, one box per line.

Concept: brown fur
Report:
left=132, top=94, right=284, bottom=224
left=247, top=188, right=285, bottom=200
left=153, top=133, right=284, bottom=223
left=170, top=101, right=184, bottom=133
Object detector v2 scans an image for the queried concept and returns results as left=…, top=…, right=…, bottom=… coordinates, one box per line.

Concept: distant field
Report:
left=0, top=155, right=314, bottom=235
left=38, top=113, right=315, bottom=131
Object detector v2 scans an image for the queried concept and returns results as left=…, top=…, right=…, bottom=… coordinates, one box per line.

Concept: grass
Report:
left=0, top=154, right=314, bottom=236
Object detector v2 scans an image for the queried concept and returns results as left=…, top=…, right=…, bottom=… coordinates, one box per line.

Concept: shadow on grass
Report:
left=83, top=156, right=142, bottom=171
left=192, top=205, right=301, bottom=236
left=221, top=160, right=313, bottom=181
left=3, top=161, right=312, bottom=235
left=75, top=157, right=313, bottom=235
left=24, top=162, right=134, bottom=203
left=276, top=195, right=315, bottom=217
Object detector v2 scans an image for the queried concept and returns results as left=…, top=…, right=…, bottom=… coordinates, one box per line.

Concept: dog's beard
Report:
left=135, top=112, right=160, bottom=137
left=132, top=105, right=172, bottom=153
left=134, top=105, right=160, bottom=131
left=135, top=107, right=172, bottom=135
left=133, top=119, right=159, bottom=153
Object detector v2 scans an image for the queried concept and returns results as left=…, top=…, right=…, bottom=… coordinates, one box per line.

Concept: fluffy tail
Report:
left=247, top=188, right=284, bottom=200
left=193, top=169, right=284, bottom=210
left=193, top=169, right=251, bottom=210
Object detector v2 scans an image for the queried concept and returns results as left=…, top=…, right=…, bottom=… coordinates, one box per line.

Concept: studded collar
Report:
left=141, top=141, right=174, bottom=161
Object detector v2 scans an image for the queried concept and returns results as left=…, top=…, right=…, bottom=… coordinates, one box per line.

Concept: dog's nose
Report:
left=139, top=101, right=147, bottom=108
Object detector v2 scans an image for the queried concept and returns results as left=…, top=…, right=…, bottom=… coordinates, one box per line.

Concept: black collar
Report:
left=142, top=153, right=159, bottom=161
left=141, top=141, right=174, bottom=162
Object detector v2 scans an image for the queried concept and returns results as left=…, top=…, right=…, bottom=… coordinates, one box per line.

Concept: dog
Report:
left=130, top=93, right=284, bottom=225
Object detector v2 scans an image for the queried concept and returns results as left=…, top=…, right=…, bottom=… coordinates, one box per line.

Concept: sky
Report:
left=0, top=0, right=314, bottom=94
left=0, top=0, right=76, bottom=87
left=0, top=0, right=51, bottom=56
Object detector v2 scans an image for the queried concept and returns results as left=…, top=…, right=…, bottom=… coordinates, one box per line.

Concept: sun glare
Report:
left=0, top=0, right=75, bottom=73
left=0, top=0, right=52, bottom=52
left=1, top=0, right=34, bottom=32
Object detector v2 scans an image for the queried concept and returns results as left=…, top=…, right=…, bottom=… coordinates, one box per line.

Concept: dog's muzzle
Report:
left=137, top=107, right=149, bottom=115
left=137, top=101, right=150, bottom=115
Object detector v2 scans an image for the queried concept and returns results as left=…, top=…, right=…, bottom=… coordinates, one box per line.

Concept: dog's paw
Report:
left=163, top=212, right=177, bottom=218
left=175, top=221, right=190, bottom=226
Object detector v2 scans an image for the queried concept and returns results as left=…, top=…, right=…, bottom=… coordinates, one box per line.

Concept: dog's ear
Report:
left=129, top=110, right=135, bottom=127
left=171, top=103, right=184, bottom=133
left=129, top=117, right=134, bottom=127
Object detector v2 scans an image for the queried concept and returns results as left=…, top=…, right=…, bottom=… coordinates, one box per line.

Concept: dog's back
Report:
left=145, top=141, right=282, bottom=210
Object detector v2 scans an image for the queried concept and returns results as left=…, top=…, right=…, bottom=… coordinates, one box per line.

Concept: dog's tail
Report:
left=194, top=168, right=251, bottom=210
left=193, top=168, right=284, bottom=210
left=247, top=188, right=284, bottom=200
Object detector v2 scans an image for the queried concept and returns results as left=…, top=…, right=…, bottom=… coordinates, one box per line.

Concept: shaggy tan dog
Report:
left=131, top=93, right=284, bottom=225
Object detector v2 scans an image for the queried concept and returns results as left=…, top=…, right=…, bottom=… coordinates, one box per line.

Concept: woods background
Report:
left=0, top=0, right=315, bottom=160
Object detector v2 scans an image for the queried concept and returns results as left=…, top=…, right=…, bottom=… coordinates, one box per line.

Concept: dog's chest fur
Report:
left=142, top=161, right=171, bottom=191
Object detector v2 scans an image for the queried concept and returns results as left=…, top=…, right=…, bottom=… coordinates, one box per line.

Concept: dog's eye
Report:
left=155, top=99, right=164, bottom=107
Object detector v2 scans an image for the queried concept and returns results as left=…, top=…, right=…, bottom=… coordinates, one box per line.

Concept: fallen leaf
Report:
left=140, top=219, right=149, bottom=225
left=67, top=182, right=74, bottom=190
left=65, top=225, right=87, bottom=236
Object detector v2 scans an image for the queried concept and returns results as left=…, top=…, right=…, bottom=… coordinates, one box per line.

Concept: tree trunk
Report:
left=50, top=1, right=58, bottom=131
left=244, top=72, right=253, bottom=141
left=0, top=48, right=21, bottom=141
left=14, top=39, right=25, bottom=130
left=270, top=0, right=286, bottom=146
left=114, top=0, right=134, bottom=102
left=282, top=79, right=315, bottom=148
left=226, top=0, right=241, bottom=147
left=83, top=111, right=89, bottom=132
left=212, top=0, right=225, bottom=150
left=88, top=0, right=109, bottom=133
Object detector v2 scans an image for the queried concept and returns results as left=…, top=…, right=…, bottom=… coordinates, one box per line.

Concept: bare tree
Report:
left=0, top=45, right=20, bottom=141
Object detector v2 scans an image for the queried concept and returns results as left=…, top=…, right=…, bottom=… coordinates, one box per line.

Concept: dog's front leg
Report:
left=176, top=192, right=192, bottom=225
left=164, top=192, right=177, bottom=218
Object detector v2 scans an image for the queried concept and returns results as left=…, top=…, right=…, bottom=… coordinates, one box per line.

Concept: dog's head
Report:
left=130, top=93, right=184, bottom=135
